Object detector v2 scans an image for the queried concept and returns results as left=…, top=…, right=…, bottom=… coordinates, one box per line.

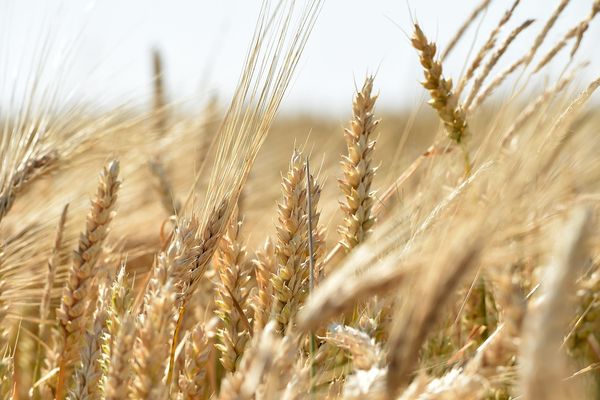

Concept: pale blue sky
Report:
left=1, top=1, right=598, bottom=116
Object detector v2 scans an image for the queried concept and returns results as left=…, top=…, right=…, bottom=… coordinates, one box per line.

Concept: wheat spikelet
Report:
left=214, top=214, right=252, bottom=372
left=411, top=24, right=468, bottom=145
left=252, top=238, right=276, bottom=335
left=338, top=76, right=379, bottom=252
left=130, top=277, right=176, bottom=400
left=54, top=160, right=120, bottom=400
left=178, top=323, right=210, bottom=400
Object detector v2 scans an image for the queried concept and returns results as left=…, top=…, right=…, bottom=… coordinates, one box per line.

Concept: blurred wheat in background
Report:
left=1, top=0, right=600, bottom=399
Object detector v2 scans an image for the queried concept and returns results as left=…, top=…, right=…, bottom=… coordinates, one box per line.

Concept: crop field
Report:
left=1, top=0, right=600, bottom=399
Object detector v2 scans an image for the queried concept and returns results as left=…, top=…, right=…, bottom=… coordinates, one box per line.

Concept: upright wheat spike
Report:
left=411, top=24, right=469, bottom=146
left=214, top=213, right=253, bottom=373
left=252, top=238, right=276, bottom=335
left=152, top=49, right=167, bottom=135
left=178, top=323, right=211, bottom=400
left=130, top=278, right=176, bottom=400
left=338, top=76, right=379, bottom=252
left=271, top=151, right=322, bottom=334
left=55, top=160, right=120, bottom=400
left=69, top=289, right=108, bottom=400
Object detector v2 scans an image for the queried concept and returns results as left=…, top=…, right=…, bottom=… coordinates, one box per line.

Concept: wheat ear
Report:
left=55, top=160, right=120, bottom=400
left=34, top=204, right=69, bottom=386
left=103, top=309, right=135, bottom=400
left=214, top=214, right=253, bottom=372
left=412, top=24, right=468, bottom=146
left=338, top=76, right=379, bottom=252
left=69, top=290, right=108, bottom=400
left=271, top=151, right=322, bottom=334
left=178, top=323, right=211, bottom=400
left=130, top=277, right=176, bottom=400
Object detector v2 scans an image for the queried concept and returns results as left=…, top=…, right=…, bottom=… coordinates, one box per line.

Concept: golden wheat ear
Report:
left=214, top=213, right=253, bottom=373
left=338, top=76, right=379, bottom=253
left=54, top=160, right=120, bottom=400
left=411, top=24, right=468, bottom=147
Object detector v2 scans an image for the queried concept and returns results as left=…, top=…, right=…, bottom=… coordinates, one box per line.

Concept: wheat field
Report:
left=1, top=0, right=600, bottom=399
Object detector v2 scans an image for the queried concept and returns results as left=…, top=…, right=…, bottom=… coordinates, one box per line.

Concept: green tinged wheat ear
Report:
left=214, top=214, right=253, bottom=373
left=252, top=238, right=276, bottom=335
left=55, top=160, right=120, bottom=400
left=338, top=76, right=379, bottom=252
left=271, top=151, right=322, bottom=334
left=178, top=323, right=211, bottom=400
left=411, top=24, right=468, bottom=145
